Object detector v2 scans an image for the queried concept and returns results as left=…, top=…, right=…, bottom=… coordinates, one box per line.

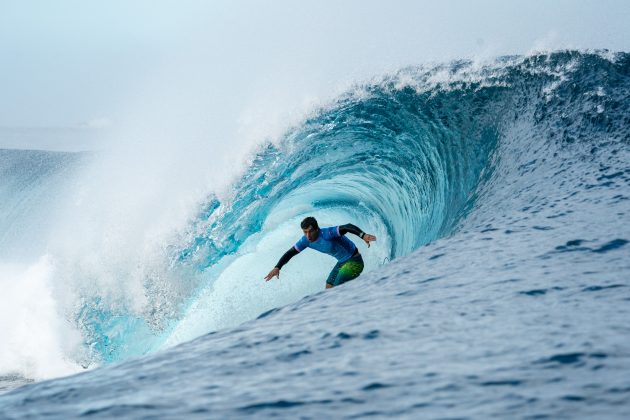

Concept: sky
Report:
left=0, top=0, right=629, bottom=150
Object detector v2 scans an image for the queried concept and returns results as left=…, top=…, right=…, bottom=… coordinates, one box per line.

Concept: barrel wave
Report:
left=1, top=51, right=629, bottom=418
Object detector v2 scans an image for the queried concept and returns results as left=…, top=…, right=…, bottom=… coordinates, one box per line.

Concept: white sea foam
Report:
left=0, top=257, right=82, bottom=380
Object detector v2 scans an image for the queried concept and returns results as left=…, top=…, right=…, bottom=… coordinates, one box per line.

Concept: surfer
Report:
left=264, top=217, right=377, bottom=288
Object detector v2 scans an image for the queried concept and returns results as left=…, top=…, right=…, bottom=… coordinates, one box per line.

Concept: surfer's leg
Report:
left=331, top=254, right=364, bottom=287
left=326, top=262, right=342, bottom=288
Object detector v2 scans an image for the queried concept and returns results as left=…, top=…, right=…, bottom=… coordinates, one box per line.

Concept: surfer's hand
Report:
left=265, top=267, right=280, bottom=281
left=363, top=234, right=376, bottom=248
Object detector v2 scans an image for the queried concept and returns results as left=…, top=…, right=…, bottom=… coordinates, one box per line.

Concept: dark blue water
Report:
left=1, top=51, right=629, bottom=418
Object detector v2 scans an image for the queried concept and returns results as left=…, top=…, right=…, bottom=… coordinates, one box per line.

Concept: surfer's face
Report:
left=303, top=226, right=319, bottom=242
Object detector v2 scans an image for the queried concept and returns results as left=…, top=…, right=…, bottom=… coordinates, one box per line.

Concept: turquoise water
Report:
left=0, top=51, right=629, bottom=418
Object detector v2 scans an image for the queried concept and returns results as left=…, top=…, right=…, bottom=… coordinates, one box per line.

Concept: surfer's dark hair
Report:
left=301, top=216, right=319, bottom=230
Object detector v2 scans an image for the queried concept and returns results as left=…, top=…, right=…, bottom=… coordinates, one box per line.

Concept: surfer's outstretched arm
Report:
left=339, top=223, right=377, bottom=247
left=265, top=247, right=299, bottom=281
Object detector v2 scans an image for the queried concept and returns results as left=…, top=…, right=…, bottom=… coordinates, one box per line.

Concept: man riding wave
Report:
left=264, top=217, right=377, bottom=288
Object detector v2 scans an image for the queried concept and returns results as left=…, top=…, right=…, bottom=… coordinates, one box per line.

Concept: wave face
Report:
left=1, top=51, right=630, bottom=417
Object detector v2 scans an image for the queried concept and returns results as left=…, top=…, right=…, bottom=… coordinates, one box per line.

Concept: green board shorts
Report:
left=326, top=252, right=364, bottom=287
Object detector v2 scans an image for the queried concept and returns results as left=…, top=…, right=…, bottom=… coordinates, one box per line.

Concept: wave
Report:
left=1, top=50, right=628, bottom=378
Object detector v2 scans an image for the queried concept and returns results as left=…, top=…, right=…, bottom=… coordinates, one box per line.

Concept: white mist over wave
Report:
left=0, top=257, right=82, bottom=380
left=0, top=60, right=343, bottom=381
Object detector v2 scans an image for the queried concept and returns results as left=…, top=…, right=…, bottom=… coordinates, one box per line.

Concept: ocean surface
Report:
left=0, top=50, right=629, bottom=418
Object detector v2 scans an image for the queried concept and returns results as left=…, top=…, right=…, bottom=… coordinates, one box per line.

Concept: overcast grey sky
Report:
left=1, top=1, right=629, bottom=135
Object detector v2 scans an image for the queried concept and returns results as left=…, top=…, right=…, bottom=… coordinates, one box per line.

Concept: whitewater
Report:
left=0, top=51, right=629, bottom=418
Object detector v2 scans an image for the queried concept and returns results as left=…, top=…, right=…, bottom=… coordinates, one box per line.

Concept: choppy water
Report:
left=1, top=50, right=629, bottom=418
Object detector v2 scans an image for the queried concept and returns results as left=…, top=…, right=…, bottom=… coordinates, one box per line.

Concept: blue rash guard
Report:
left=294, top=226, right=357, bottom=262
